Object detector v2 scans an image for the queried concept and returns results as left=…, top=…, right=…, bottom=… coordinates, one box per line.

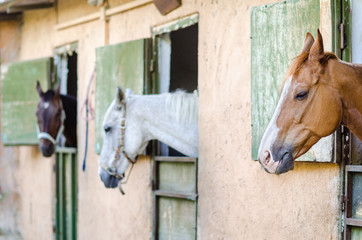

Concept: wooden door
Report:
left=55, top=147, right=77, bottom=240
left=153, top=157, right=198, bottom=240
left=152, top=15, right=199, bottom=240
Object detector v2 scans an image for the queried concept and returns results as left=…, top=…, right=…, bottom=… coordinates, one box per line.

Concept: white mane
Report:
left=165, top=90, right=198, bottom=124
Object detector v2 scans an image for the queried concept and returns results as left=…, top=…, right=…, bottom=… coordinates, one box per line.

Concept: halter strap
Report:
left=99, top=161, right=124, bottom=179
left=36, top=107, right=66, bottom=145
left=114, top=115, right=137, bottom=165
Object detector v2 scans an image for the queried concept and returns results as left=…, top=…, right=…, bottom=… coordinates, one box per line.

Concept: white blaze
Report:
left=43, top=102, right=50, bottom=109
left=258, top=76, right=293, bottom=167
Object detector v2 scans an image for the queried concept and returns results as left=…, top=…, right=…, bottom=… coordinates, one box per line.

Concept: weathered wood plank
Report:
left=346, top=165, right=362, bottom=173
left=159, top=162, right=196, bottom=193
left=94, top=39, right=150, bottom=153
left=346, top=218, right=362, bottom=227
left=154, top=156, right=196, bottom=163
left=155, top=190, right=197, bottom=201
left=158, top=197, right=196, bottom=239
left=56, top=147, right=77, bottom=154
left=1, top=57, right=52, bottom=145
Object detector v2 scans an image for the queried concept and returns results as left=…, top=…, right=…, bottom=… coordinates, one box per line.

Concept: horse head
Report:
left=99, top=87, right=146, bottom=189
left=258, top=30, right=343, bottom=174
left=35, top=81, right=65, bottom=157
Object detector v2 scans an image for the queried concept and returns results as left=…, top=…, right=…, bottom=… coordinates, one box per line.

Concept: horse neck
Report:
left=60, top=94, right=77, bottom=147
left=130, top=94, right=198, bottom=158
left=330, top=60, right=362, bottom=140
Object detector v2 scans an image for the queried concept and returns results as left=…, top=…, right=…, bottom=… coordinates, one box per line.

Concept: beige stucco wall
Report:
left=7, top=0, right=341, bottom=239
left=0, top=20, right=21, bottom=239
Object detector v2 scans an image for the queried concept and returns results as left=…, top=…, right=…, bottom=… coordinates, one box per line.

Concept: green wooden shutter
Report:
left=1, top=57, right=52, bottom=145
left=95, top=39, right=151, bottom=153
left=251, top=0, right=335, bottom=162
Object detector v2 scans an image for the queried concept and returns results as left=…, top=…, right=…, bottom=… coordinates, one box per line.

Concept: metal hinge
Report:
left=340, top=23, right=346, bottom=50
left=340, top=195, right=346, bottom=212
left=150, top=59, right=155, bottom=73
left=341, top=126, right=351, bottom=164
left=151, top=179, right=155, bottom=190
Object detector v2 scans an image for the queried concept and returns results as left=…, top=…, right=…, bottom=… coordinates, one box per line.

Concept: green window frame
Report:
left=151, top=14, right=199, bottom=240
left=52, top=43, right=79, bottom=240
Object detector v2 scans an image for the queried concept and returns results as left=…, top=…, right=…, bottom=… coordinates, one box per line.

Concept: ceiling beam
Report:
left=6, top=2, right=54, bottom=13
left=0, top=12, right=22, bottom=21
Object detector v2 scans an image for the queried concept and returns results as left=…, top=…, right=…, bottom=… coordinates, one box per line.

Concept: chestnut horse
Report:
left=36, top=81, right=77, bottom=157
left=258, top=30, right=362, bottom=174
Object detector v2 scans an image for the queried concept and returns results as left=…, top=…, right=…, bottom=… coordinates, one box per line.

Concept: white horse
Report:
left=99, top=87, right=198, bottom=191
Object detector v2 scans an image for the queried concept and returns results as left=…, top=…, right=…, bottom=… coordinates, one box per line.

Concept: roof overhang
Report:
left=0, top=0, right=54, bottom=21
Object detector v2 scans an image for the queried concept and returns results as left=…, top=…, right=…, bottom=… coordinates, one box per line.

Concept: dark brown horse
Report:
left=36, top=81, right=77, bottom=157
left=258, top=30, right=362, bottom=174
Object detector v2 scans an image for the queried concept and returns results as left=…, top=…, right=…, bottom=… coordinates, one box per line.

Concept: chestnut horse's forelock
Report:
left=280, top=51, right=338, bottom=91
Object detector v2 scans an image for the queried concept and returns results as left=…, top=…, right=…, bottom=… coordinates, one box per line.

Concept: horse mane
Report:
left=165, top=90, right=198, bottom=124
left=60, top=94, right=77, bottom=147
left=281, top=51, right=338, bottom=89
left=60, top=94, right=77, bottom=124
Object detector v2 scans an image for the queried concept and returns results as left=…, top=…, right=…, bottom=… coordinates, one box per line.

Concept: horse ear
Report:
left=116, top=87, right=125, bottom=107
left=309, top=29, right=324, bottom=62
left=301, top=32, right=315, bottom=53
left=54, top=83, right=60, bottom=97
left=36, top=81, right=44, bottom=97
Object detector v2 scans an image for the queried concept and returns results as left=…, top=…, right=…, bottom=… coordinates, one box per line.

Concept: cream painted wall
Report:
left=14, top=0, right=340, bottom=239
left=0, top=20, right=21, bottom=239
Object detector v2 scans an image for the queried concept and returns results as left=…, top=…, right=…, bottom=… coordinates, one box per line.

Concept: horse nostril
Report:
left=263, top=150, right=271, bottom=165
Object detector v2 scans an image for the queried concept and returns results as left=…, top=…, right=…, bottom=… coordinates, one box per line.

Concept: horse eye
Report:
left=104, top=126, right=112, bottom=133
left=295, top=91, right=309, bottom=100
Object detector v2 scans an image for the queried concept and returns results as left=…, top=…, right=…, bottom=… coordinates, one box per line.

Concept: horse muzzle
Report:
left=259, top=146, right=294, bottom=174
left=99, top=169, right=123, bottom=188
left=39, top=141, right=55, bottom=157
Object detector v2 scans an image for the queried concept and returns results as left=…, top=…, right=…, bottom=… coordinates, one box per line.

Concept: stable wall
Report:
left=0, top=20, right=21, bottom=239
left=14, top=0, right=341, bottom=239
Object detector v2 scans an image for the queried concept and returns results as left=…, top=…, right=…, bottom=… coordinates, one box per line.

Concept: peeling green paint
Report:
left=94, top=39, right=150, bottom=154
left=1, top=57, right=52, bottom=145
left=152, top=13, right=199, bottom=36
